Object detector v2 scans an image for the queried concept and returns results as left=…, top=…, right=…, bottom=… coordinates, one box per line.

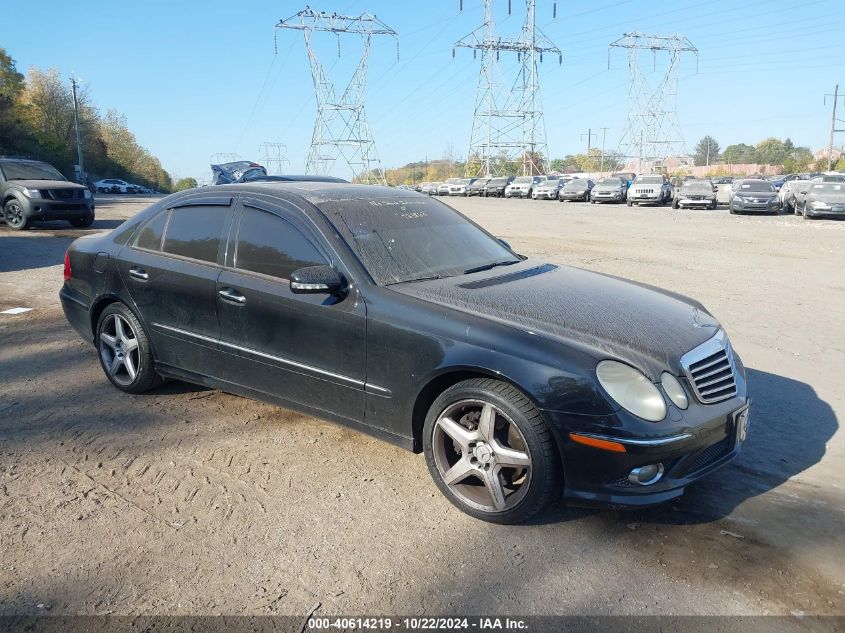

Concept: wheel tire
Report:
left=730, top=207, right=738, bottom=215
left=96, top=303, right=163, bottom=394
left=4, top=199, right=30, bottom=230
left=672, top=200, right=679, bottom=209
left=70, top=212, right=95, bottom=228
left=626, top=199, right=633, bottom=207
left=423, top=378, right=560, bottom=524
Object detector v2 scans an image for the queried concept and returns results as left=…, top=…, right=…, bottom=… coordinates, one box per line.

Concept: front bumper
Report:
left=628, top=193, right=662, bottom=204
left=731, top=198, right=781, bottom=212
left=544, top=395, right=751, bottom=508
left=506, top=189, right=530, bottom=198
left=19, top=197, right=94, bottom=220
left=534, top=191, right=558, bottom=199
left=592, top=192, right=623, bottom=202
left=805, top=204, right=845, bottom=217
left=560, top=191, right=589, bottom=201
left=678, top=197, right=716, bottom=207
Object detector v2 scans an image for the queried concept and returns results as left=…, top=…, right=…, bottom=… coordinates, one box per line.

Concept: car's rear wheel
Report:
left=3, top=200, right=29, bottom=230
left=96, top=303, right=163, bottom=394
left=423, top=378, right=560, bottom=524
left=70, top=212, right=95, bottom=228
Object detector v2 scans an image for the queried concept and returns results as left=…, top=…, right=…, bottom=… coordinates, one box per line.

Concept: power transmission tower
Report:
left=275, top=7, right=398, bottom=184
left=455, top=0, right=561, bottom=177
left=259, top=142, right=290, bottom=175
left=609, top=32, right=698, bottom=174
left=824, top=85, right=845, bottom=170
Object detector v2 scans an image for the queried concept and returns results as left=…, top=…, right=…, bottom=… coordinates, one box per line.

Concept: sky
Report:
left=4, top=0, right=845, bottom=182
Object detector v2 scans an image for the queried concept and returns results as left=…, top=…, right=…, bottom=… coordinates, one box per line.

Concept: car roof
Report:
left=205, top=181, right=419, bottom=205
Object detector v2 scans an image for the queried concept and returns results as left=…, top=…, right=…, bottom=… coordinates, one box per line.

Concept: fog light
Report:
left=628, top=463, right=664, bottom=486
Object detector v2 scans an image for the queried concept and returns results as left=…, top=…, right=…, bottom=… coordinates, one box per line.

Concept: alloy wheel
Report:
left=99, top=313, right=141, bottom=386
left=432, top=399, right=532, bottom=512
left=5, top=202, right=25, bottom=228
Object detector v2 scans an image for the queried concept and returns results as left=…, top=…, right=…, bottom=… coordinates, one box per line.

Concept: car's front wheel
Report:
left=96, top=303, right=163, bottom=394
left=3, top=199, right=30, bottom=230
left=423, top=378, right=560, bottom=524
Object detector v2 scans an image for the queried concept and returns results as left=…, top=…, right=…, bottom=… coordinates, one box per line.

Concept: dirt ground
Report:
left=0, top=194, right=843, bottom=617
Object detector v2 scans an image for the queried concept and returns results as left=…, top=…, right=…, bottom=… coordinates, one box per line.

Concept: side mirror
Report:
left=290, top=265, right=345, bottom=296
left=498, top=238, right=512, bottom=250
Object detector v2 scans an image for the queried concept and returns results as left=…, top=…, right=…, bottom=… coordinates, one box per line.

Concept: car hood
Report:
left=11, top=179, right=82, bottom=189
left=735, top=190, right=776, bottom=197
left=391, top=262, right=719, bottom=378
left=593, top=184, right=622, bottom=192
left=807, top=192, right=845, bottom=203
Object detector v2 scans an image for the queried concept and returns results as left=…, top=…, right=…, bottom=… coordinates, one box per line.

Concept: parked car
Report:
left=483, top=177, right=514, bottom=197
left=729, top=179, right=781, bottom=214
left=466, top=178, right=490, bottom=196
left=779, top=179, right=811, bottom=213
left=558, top=178, right=594, bottom=202
left=449, top=178, right=478, bottom=196
left=505, top=175, right=542, bottom=198
left=420, top=182, right=440, bottom=196
left=60, top=182, right=750, bottom=523
left=627, top=174, right=673, bottom=207
left=672, top=180, right=717, bottom=210
left=0, top=157, right=95, bottom=230
left=611, top=172, right=637, bottom=188
left=437, top=178, right=461, bottom=195
left=590, top=177, right=628, bottom=204
left=532, top=178, right=566, bottom=200
left=95, top=178, right=136, bottom=194
left=796, top=181, right=845, bottom=219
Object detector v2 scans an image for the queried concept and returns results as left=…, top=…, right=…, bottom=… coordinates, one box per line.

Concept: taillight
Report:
left=63, top=250, right=72, bottom=281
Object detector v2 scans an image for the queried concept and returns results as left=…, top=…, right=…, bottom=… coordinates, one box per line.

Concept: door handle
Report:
left=128, top=267, right=149, bottom=281
left=218, top=288, right=247, bottom=305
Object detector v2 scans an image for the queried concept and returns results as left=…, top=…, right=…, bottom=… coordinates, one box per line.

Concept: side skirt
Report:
left=154, top=362, right=415, bottom=451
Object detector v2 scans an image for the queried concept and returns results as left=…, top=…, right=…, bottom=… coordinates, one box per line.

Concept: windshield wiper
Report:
left=386, top=274, right=445, bottom=286
left=463, top=260, right=521, bottom=275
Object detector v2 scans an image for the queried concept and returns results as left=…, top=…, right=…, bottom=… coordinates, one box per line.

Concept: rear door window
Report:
left=162, top=206, right=229, bottom=263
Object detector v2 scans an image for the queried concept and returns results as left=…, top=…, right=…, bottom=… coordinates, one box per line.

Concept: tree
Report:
left=721, top=143, right=757, bottom=164
left=173, top=177, right=198, bottom=191
left=755, top=137, right=788, bottom=165
left=0, top=48, right=29, bottom=155
left=693, top=135, right=720, bottom=166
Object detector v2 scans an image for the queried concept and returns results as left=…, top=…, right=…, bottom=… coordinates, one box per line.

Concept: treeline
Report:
left=0, top=48, right=172, bottom=191
left=695, top=135, right=844, bottom=172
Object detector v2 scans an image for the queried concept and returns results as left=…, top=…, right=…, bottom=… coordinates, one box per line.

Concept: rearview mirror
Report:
left=290, top=265, right=345, bottom=296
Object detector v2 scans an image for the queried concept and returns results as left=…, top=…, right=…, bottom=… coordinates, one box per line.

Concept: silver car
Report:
left=505, top=176, right=542, bottom=198
left=590, top=177, right=628, bottom=204
left=532, top=178, right=565, bottom=200
left=449, top=178, right=478, bottom=196
left=627, top=174, right=673, bottom=207
left=437, top=178, right=461, bottom=195
left=797, top=181, right=845, bottom=219
left=673, top=180, right=717, bottom=210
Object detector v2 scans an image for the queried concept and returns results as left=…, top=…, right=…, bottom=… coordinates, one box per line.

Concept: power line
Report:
left=275, top=7, right=399, bottom=184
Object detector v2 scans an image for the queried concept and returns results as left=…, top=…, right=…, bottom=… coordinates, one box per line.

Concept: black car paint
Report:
left=60, top=183, right=749, bottom=508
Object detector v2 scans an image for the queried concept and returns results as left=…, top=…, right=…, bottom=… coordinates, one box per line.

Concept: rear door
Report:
left=216, top=197, right=366, bottom=422
left=118, top=195, right=234, bottom=378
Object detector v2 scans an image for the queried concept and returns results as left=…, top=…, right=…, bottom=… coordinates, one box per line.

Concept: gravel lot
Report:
left=1, top=194, right=843, bottom=617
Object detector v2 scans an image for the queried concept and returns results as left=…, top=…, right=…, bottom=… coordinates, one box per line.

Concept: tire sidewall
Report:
left=422, top=379, right=559, bottom=524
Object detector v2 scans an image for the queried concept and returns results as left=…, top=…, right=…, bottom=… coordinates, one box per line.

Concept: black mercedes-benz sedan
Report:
left=60, top=183, right=751, bottom=523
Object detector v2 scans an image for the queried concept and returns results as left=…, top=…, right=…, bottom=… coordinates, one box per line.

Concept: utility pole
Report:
left=581, top=128, right=596, bottom=173
left=825, top=85, right=845, bottom=170
left=70, top=75, right=84, bottom=181
left=599, top=127, right=609, bottom=176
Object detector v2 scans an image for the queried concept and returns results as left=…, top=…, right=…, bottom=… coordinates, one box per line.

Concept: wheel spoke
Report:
left=114, top=316, right=126, bottom=341
left=477, top=403, right=496, bottom=441
left=123, top=354, right=137, bottom=380
left=109, top=354, right=124, bottom=377
left=122, top=337, right=138, bottom=352
left=493, top=444, right=531, bottom=469
left=483, top=468, right=507, bottom=511
left=436, top=416, right=477, bottom=450
left=99, top=332, right=118, bottom=350
left=442, top=457, right=475, bottom=486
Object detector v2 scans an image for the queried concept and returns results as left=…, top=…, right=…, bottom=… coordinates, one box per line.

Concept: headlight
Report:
left=22, top=188, right=42, bottom=198
left=810, top=201, right=829, bottom=209
left=660, top=373, right=689, bottom=410
left=596, top=360, right=667, bottom=422
left=83, top=189, right=93, bottom=199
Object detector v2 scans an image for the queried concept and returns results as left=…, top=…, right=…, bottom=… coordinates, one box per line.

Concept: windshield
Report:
left=636, top=176, right=663, bottom=184
left=809, top=183, right=845, bottom=193
left=738, top=181, right=775, bottom=192
left=597, top=178, right=621, bottom=186
left=568, top=179, right=589, bottom=187
left=682, top=181, right=713, bottom=193
left=0, top=160, right=66, bottom=181
left=513, top=177, right=533, bottom=183
left=455, top=179, right=471, bottom=185
left=320, top=196, right=518, bottom=285
left=488, top=178, right=508, bottom=185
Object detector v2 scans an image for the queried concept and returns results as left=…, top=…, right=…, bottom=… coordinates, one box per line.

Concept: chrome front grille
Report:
left=680, top=330, right=737, bottom=404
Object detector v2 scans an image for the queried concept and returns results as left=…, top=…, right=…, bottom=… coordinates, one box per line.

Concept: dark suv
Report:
left=0, top=157, right=95, bottom=230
